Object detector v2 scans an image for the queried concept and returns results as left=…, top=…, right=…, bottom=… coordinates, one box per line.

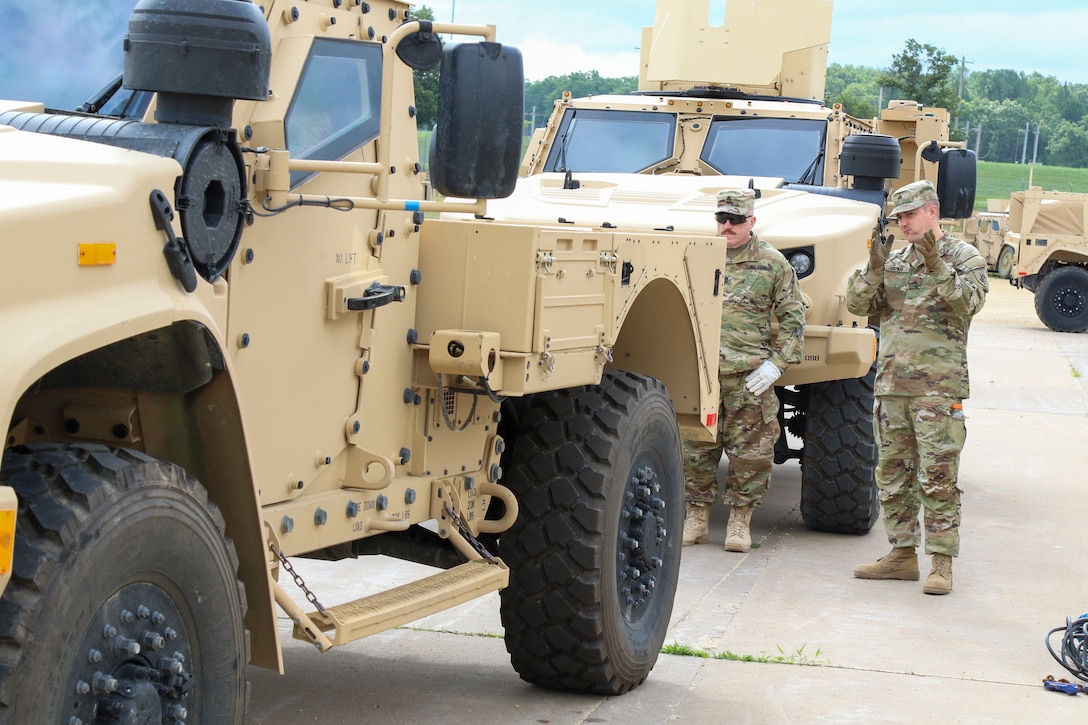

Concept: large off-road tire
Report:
left=996, top=245, right=1015, bottom=279
left=0, top=443, right=248, bottom=723
left=498, top=371, right=683, bottom=695
left=799, top=369, right=880, bottom=535
left=1035, top=266, right=1088, bottom=333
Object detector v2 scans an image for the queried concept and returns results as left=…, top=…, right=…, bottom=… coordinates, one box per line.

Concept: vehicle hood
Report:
left=478, top=172, right=880, bottom=245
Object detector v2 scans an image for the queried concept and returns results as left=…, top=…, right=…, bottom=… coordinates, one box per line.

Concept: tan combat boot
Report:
left=923, top=554, right=954, bottom=595
left=682, top=504, right=709, bottom=546
left=724, top=505, right=754, bottom=552
left=853, top=547, right=920, bottom=580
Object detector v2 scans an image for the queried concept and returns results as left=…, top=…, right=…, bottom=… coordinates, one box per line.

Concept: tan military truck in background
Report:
left=960, top=201, right=1016, bottom=278
left=1010, top=187, right=1088, bottom=332
left=497, top=0, right=976, bottom=536
left=0, top=0, right=733, bottom=719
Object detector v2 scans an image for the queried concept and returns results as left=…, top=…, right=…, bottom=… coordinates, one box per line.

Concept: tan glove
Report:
left=868, top=223, right=891, bottom=272
left=917, top=229, right=942, bottom=271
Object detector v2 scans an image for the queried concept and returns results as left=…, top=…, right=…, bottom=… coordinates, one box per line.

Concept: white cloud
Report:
left=516, top=39, right=642, bottom=81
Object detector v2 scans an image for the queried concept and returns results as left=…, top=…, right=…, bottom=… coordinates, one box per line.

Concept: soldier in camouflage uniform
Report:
left=847, top=179, right=988, bottom=595
left=682, top=189, right=806, bottom=552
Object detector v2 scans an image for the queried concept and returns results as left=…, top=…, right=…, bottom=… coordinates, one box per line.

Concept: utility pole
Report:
left=1031, top=123, right=1041, bottom=164
left=958, top=56, right=973, bottom=99
left=974, top=124, right=982, bottom=155
left=1021, top=121, right=1029, bottom=165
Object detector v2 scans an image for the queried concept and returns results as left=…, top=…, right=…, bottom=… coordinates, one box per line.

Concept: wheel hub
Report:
left=616, top=463, right=668, bottom=622
left=65, top=582, right=193, bottom=724
left=1055, top=285, right=1087, bottom=318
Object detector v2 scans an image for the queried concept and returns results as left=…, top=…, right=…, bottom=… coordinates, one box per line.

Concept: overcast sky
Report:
left=0, top=1, right=1085, bottom=109
left=427, top=0, right=1088, bottom=84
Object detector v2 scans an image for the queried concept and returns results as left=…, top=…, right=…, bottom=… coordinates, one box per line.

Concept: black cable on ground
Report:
left=1046, top=613, right=1088, bottom=682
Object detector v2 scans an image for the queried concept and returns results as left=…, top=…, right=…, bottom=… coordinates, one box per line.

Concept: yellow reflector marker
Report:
left=78, top=243, right=117, bottom=266
left=0, top=509, right=14, bottom=576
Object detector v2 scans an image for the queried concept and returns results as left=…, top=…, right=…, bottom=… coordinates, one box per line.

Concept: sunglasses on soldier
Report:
left=715, top=211, right=751, bottom=225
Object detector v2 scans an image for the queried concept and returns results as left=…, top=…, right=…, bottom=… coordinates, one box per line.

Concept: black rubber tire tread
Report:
left=996, top=246, right=1015, bottom=279
left=1035, top=266, right=1088, bottom=333
left=0, top=443, right=248, bottom=722
left=498, top=371, right=683, bottom=695
left=799, top=369, right=880, bottom=534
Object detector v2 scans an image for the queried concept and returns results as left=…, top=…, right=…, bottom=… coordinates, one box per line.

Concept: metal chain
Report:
left=444, top=503, right=497, bottom=563
left=275, top=547, right=327, bottom=616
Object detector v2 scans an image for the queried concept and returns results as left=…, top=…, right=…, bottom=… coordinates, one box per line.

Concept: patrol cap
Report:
left=890, top=179, right=939, bottom=216
left=716, top=189, right=755, bottom=217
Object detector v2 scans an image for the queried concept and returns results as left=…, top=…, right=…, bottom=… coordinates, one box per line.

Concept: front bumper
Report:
left=778, top=324, right=876, bottom=387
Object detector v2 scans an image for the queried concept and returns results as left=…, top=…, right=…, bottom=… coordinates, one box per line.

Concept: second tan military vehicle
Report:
left=961, top=203, right=1016, bottom=278
left=488, top=0, right=977, bottom=535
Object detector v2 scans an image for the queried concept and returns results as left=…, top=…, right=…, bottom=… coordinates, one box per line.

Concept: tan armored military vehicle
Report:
left=962, top=202, right=1015, bottom=278
left=496, top=0, right=976, bottom=535
left=0, top=0, right=731, bottom=719
left=1010, top=187, right=1088, bottom=332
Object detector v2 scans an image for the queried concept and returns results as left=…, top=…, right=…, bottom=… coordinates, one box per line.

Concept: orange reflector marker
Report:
left=706, top=412, right=718, bottom=428
left=78, top=243, right=117, bottom=266
left=0, top=508, right=14, bottom=576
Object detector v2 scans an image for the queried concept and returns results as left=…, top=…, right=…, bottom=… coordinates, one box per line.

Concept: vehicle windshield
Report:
left=700, top=117, right=827, bottom=183
left=542, top=109, right=675, bottom=173
left=539, top=108, right=827, bottom=182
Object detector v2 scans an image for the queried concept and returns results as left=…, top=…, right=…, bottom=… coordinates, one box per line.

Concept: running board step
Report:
left=293, top=558, right=509, bottom=647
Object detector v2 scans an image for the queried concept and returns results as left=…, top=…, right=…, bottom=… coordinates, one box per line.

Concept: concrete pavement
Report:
left=246, top=280, right=1088, bottom=723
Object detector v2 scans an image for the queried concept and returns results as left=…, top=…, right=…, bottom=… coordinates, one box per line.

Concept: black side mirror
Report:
left=936, top=147, right=977, bottom=219
left=431, top=42, right=524, bottom=199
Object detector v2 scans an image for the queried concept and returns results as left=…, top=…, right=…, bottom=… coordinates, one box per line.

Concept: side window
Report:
left=285, top=38, right=383, bottom=187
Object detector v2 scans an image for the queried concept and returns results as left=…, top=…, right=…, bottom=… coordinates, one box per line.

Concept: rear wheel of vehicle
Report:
left=1035, top=266, right=1088, bottom=333
left=498, top=371, right=683, bottom=695
left=996, top=246, right=1015, bottom=279
left=0, top=444, right=248, bottom=723
left=799, top=368, right=879, bottom=534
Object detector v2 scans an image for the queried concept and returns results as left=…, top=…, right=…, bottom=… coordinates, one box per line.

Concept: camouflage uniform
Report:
left=684, top=223, right=806, bottom=509
left=846, top=183, right=988, bottom=557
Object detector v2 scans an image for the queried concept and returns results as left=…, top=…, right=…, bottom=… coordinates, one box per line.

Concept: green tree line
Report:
left=825, top=39, right=1088, bottom=168
left=411, top=6, right=1088, bottom=170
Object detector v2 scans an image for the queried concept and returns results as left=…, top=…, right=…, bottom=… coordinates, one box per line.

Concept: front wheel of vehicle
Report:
left=799, top=369, right=879, bottom=535
left=0, top=444, right=248, bottom=723
left=996, top=246, right=1015, bottom=279
left=498, top=371, right=683, bottom=695
left=1035, top=266, right=1088, bottom=333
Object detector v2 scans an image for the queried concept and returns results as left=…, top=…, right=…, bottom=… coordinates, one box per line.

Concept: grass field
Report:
left=975, top=161, right=1088, bottom=209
